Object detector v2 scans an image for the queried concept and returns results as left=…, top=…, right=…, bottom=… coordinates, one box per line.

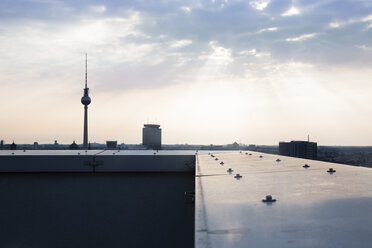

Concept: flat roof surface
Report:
left=195, top=151, right=372, bottom=248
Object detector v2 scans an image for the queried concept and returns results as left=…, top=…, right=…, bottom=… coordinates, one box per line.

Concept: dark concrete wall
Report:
left=0, top=172, right=195, bottom=248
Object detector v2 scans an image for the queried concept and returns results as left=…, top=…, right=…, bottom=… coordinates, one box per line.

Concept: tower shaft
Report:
left=83, top=105, right=88, bottom=149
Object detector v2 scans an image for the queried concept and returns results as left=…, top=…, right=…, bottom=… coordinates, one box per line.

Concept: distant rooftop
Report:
left=144, top=124, right=160, bottom=128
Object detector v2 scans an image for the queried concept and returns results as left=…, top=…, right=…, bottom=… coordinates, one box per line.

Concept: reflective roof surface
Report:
left=196, top=151, right=372, bottom=248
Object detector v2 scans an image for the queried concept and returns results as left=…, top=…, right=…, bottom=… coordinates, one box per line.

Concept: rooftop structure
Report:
left=0, top=150, right=371, bottom=247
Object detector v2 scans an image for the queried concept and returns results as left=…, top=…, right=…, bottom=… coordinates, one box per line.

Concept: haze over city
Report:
left=1, top=0, right=372, bottom=145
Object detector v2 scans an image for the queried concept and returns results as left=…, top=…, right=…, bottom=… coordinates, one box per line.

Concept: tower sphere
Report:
left=81, top=95, right=91, bottom=105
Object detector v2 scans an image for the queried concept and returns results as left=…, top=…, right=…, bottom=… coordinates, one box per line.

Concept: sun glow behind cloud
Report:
left=1, top=0, right=372, bottom=145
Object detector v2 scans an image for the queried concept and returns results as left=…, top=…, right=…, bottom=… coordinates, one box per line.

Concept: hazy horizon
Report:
left=1, top=0, right=372, bottom=146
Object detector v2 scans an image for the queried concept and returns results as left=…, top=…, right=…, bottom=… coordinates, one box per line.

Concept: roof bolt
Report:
left=215, top=158, right=219, bottom=161
left=249, top=153, right=252, bottom=156
left=245, top=152, right=248, bottom=155
left=23, top=150, right=26, bottom=152
left=234, top=174, right=242, bottom=180
left=78, top=153, right=80, bottom=155
left=259, top=155, right=263, bottom=158
left=11, top=153, right=14, bottom=155
left=327, top=168, right=336, bottom=173
left=276, top=159, right=281, bottom=162
left=262, top=195, right=276, bottom=203
left=220, top=161, right=224, bottom=166
left=227, top=168, right=234, bottom=173
left=303, top=164, right=310, bottom=168
left=153, top=152, right=156, bottom=155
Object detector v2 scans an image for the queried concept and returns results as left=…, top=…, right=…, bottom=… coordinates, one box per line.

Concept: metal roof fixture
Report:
left=303, top=164, right=310, bottom=168
left=245, top=152, right=248, bottom=155
left=215, top=158, right=219, bottom=161
left=259, top=155, right=263, bottom=158
left=227, top=168, right=234, bottom=173
left=211, top=154, right=215, bottom=158
left=262, top=195, right=276, bottom=203
left=240, top=151, right=242, bottom=153
left=249, top=153, right=252, bottom=156
left=234, top=174, right=242, bottom=179
left=220, top=161, right=224, bottom=165
left=276, top=159, right=281, bottom=162
left=23, top=150, right=26, bottom=152
left=327, top=168, right=336, bottom=173
left=153, top=152, right=156, bottom=155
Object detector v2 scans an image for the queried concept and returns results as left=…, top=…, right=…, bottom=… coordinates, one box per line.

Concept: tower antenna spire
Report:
left=85, top=53, right=88, bottom=88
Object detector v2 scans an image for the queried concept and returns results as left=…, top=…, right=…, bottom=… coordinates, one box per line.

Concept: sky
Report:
left=1, top=0, right=372, bottom=145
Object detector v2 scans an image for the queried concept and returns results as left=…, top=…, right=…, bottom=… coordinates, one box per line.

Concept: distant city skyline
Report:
left=1, top=0, right=372, bottom=145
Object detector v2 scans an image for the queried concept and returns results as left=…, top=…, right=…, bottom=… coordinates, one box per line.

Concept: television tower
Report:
left=81, top=54, right=91, bottom=149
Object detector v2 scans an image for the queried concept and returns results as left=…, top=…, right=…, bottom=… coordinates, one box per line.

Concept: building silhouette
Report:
left=106, top=141, right=118, bottom=149
left=69, top=141, right=79, bottom=150
left=279, top=141, right=317, bottom=159
left=10, top=141, right=17, bottom=150
left=142, top=124, right=162, bottom=150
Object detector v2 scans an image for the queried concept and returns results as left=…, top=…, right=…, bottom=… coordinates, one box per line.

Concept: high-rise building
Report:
left=142, top=124, right=162, bottom=150
left=81, top=54, right=91, bottom=150
left=279, top=141, right=317, bottom=160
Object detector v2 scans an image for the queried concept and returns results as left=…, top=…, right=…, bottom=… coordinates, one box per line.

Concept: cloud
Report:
left=239, top=49, right=270, bottom=57
left=170, top=39, right=193, bottom=48
left=357, top=45, right=372, bottom=51
left=281, top=6, right=300, bottom=17
left=257, top=27, right=278, bottom=33
left=249, top=0, right=270, bottom=11
left=208, top=41, right=234, bottom=64
left=329, top=14, right=372, bottom=29
left=180, top=6, right=191, bottom=13
left=286, top=33, right=317, bottom=42
left=90, top=5, right=106, bottom=13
